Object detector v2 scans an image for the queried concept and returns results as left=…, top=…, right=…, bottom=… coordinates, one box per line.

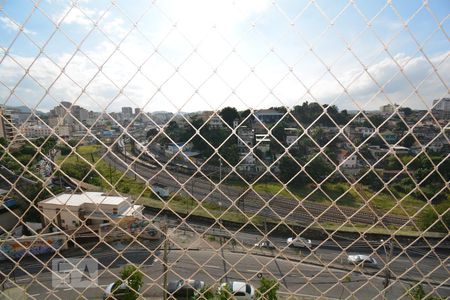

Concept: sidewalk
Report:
left=0, top=286, right=27, bottom=300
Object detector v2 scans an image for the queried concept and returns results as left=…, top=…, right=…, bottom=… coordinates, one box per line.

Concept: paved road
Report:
left=8, top=247, right=449, bottom=300
left=2, top=216, right=448, bottom=299
left=166, top=216, right=450, bottom=288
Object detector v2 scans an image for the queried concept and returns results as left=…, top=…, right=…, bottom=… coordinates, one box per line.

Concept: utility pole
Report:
left=355, top=184, right=378, bottom=224
left=382, top=239, right=394, bottom=298
left=162, top=215, right=169, bottom=300
left=109, top=163, right=113, bottom=184
left=219, top=159, right=223, bottom=214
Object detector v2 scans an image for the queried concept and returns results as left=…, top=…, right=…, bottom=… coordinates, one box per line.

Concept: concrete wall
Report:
left=0, top=208, right=20, bottom=234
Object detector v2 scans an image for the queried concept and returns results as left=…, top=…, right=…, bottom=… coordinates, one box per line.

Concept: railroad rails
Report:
left=107, top=147, right=410, bottom=227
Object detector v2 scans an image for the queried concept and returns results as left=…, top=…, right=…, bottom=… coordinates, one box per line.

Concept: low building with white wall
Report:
left=38, top=192, right=143, bottom=230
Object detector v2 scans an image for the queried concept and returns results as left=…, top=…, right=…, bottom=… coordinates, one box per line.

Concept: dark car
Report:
left=167, top=279, right=205, bottom=299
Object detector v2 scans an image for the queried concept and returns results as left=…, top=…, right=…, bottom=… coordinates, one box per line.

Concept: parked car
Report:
left=254, top=240, right=275, bottom=249
left=286, top=237, right=312, bottom=248
left=104, top=282, right=141, bottom=300
left=167, top=279, right=205, bottom=299
left=219, top=281, right=255, bottom=300
left=347, top=254, right=378, bottom=268
left=152, top=183, right=170, bottom=198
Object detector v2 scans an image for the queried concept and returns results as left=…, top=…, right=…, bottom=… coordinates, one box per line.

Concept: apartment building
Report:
left=0, top=107, right=15, bottom=140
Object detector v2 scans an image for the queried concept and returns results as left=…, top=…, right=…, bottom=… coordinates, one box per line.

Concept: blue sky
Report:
left=0, top=0, right=448, bottom=113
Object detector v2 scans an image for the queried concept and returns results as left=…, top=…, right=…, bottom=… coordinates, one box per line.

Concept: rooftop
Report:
left=255, top=109, right=284, bottom=115
left=40, top=192, right=128, bottom=207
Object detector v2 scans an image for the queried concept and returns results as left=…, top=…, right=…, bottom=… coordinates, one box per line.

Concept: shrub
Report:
left=417, top=203, right=450, bottom=233
left=256, top=277, right=279, bottom=300
left=112, top=264, right=143, bottom=300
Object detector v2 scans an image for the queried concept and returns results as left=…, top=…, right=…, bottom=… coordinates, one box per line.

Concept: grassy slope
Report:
left=57, top=145, right=433, bottom=221
left=56, top=145, right=264, bottom=225
left=231, top=181, right=428, bottom=218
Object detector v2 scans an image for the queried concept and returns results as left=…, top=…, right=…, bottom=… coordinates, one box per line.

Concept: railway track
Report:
left=107, top=149, right=410, bottom=227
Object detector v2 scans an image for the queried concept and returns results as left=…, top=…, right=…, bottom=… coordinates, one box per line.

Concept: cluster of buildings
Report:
left=152, top=100, right=449, bottom=175
left=0, top=102, right=173, bottom=143
left=0, top=99, right=448, bottom=175
left=0, top=191, right=155, bottom=260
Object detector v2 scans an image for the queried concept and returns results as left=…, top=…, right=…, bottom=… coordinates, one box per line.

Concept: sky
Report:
left=0, top=0, right=448, bottom=113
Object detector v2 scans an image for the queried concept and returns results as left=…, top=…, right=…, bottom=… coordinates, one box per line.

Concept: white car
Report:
left=287, top=237, right=312, bottom=248
left=104, top=282, right=140, bottom=300
left=254, top=240, right=275, bottom=249
left=347, top=254, right=378, bottom=268
left=219, top=281, right=255, bottom=300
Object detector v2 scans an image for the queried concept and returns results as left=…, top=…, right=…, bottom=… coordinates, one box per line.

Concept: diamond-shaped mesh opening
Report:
left=0, top=0, right=449, bottom=299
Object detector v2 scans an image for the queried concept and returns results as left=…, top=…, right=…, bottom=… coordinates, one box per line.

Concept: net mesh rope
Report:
left=0, top=0, right=448, bottom=299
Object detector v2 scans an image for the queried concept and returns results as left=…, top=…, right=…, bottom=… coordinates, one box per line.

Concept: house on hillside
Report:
left=254, top=109, right=283, bottom=124
left=338, top=150, right=358, bottom=169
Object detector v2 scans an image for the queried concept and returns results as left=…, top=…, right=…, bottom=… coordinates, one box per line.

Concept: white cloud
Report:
left=305, top=51, right=450, bottom=110
left=2, top=44, right=447, bottom=113
left=0, top=16, right=36, bottom=35
left=53, top=6, right=99, bottom=28
left=1, top=1, right=447, bottom=113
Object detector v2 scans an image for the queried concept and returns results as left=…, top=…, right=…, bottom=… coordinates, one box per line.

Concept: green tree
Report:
left=417, top=203, right=450, bottom=233
left=61, top=160, right=92, bottom=180
left=256, top=277, right=279, bottom=300
left=165, top=120, right=181, bottom=142
left=400, top=107, right=413, bottom=116
left=279, top=156, right=301, bottom=185
left=305, top=155, right=333, bottom=183
left=194, top=285, right=217, bottom=300
left=146, top=128, right=159, bottom=139
left=270, top=123, right=286, bottom=154
left=219, top=107, right=239, bottom=127
left=401, top=134, right=416, bottom=148
left=240, top=109, right=251, bottom=121
left=68, top=139, right=79, bottom=147
left=112, top=264, right=143, bottom=300
left=0, top=137, right=7, bottom=147
left=220, top=144, right=239, bottom=166
left=58, top=144, right=72, bottom=156
left=407, top=283, right=444, bottom=300
left=384, top=155, right=402, bottom=170
left=194, top=284, right=232, bottom=300
left=368, top=115, right=385, bottom=127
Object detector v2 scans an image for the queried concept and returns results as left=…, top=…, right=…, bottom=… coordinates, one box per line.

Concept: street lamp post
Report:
left=219, top=158, right=223, bottom=212
left=190, top=178, right=196, bottom=213
left=381, top=239, right=394, bottom=298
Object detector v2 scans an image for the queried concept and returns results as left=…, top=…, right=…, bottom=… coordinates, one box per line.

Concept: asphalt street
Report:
left=1, top=218, right=448, bottom=299
left=7, top=247, right=450, bottom=300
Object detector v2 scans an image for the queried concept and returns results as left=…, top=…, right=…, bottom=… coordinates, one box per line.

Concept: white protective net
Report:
left=0, top=0, right=448, bottom=299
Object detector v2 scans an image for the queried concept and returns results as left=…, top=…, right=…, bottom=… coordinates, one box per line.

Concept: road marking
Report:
left=247, top=269, right=264, bottom=273
left=204, top=265, right=222, bottom=270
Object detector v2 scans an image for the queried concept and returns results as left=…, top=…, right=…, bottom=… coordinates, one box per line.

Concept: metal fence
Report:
left=0, top=0, right=448, bottom=299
